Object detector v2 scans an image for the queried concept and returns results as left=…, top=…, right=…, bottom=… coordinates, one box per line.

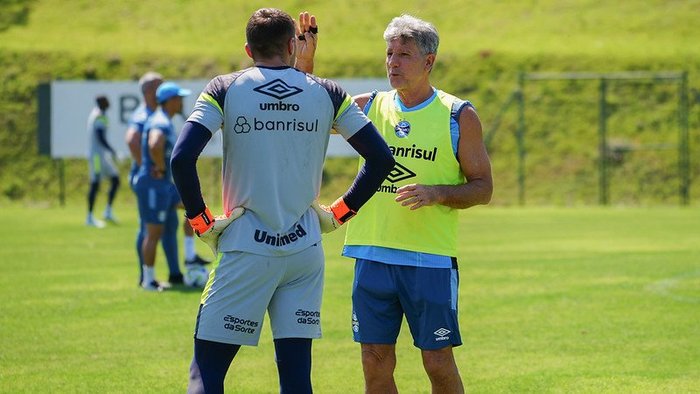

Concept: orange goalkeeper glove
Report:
left=188, top=206, right=245, bottom=256
left=311, top=197, right=356, bottom=234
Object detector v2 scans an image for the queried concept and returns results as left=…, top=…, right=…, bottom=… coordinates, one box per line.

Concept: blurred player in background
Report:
left=171, top=8, right=394, bottom=393
left=126, top=72, right=209, bottom=286
left=298, top=14, right=493, bottom=394
left=86, top=95, right=120, bottom=228
left=133, top=81, right=191, bottom=290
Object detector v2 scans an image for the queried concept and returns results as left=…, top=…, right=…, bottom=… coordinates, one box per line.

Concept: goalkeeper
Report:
left=170, top=8, right=394, bottom=394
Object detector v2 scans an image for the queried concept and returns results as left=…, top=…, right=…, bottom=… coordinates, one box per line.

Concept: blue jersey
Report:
left=137, top=109, right=176, bottom=182
left=127, top=104, right=155, bottom=179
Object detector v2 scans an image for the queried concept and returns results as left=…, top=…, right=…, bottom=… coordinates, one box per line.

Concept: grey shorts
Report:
left=88, top=152, right=118, bottom=182
left=194, top=243, right=324, bottom=346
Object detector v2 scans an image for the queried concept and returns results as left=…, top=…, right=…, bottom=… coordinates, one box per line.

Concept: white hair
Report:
left=383, top=14, right=439, bottom=55
left=138, top=71, right=163, bottom=93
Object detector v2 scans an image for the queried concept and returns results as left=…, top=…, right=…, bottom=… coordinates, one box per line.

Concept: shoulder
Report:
left=305, top=74, right=346, bottom=95
left=129, top=105, right=148, bottom=123
left=206, top=69, right=252, bottom=91
left=457, top=104, right=482, bottom=141
left=354, top=90, right=390, bottom=112
left=353, top=92, right=373, bottom=109
left=147, top=111, right=170, bottom=129
left=303, top=74, right=355, bottom=113
left=437, top=90, right=479, bottom=130
left=458, top=104, right=480, bottom=126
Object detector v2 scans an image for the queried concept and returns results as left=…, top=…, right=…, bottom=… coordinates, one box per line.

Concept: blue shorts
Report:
left=351, top=259, right=462, bottom=350
left=134, top=177, right=181, bottom=224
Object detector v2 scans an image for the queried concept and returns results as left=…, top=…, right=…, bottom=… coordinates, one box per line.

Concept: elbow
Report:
left=376, top=145, right=396, bottom=174
left=480, top=181, right=493, bottom=205
left=482, top=189, right=493, bottom=206
left=365, top=148, right=396, bottom=177
left=381, top=153, right=396, bottom=175
left=170, top=150, right=186, bottom=176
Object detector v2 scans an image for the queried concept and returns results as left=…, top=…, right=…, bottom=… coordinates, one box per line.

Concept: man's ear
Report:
left=288, top=36, right=296, bottom=56
left=425, top=53, right=436, bottom=72
left=244, top=43, right=253, bottom=59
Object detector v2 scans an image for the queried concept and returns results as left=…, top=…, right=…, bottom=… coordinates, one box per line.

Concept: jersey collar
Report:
left=393, top=87, right=437, bottom=112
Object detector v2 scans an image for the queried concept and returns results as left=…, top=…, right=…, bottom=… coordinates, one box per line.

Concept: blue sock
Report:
left=274, top=338, right=312, bottom=394
left=135, top=218, right=145, bottom=284
left=161, top=208, right=181, bottom=277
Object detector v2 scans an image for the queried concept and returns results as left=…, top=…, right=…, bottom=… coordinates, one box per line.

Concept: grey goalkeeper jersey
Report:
left=187, top=65, right=370, bottom=256
left=87, top=107, right=109, bottom=157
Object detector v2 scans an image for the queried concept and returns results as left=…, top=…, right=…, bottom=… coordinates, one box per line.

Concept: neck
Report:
left=396, top=83, right=434, bottom=108
left=254, top=55, right=291, bottom=68
left=145, top=99, right=158, bottom=112
left=163, top=106, right=178, bottom=119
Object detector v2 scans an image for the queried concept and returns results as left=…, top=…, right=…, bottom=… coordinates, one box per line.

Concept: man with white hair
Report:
left=134, top=81, right=192, bottom=291
left=298, top=14, right=493, bottom=393
left=126, top=72, right=209, bottom=286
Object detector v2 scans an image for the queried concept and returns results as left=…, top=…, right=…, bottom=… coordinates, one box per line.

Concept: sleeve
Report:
left=186, top=76, right=228, bottom=134
left=341, top=123, right=395, bottom=211
left=314, top=77, right=371, bottom=140
left=96, top=127, right=115, bottom=154
left=171, top=121, right=213, bottom=218
left=128, top=108, right=146, bottom=131
left=333, top=95, right=372, bottom=141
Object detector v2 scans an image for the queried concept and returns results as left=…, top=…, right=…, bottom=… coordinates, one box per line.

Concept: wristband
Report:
left=330, top=197, right=356, bottom=224
left=188, top=206, right=214, bottom=236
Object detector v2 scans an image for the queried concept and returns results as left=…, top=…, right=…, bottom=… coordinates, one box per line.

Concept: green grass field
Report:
left=2, top=0, right=699, bottom=61
left=1, top=202, right=698, bottom=393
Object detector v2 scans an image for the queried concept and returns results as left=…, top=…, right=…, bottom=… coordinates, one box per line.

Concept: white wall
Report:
left=46, top=78, right=390, bottom=159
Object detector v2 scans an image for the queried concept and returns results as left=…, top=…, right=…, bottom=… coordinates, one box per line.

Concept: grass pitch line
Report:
left=646, top=270, right=700, bottom=304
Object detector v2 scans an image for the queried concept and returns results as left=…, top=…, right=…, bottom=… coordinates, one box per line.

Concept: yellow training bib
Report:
left=345, top=90, right=464, bottom=257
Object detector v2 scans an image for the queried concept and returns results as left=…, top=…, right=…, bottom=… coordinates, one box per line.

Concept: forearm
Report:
left=295, top=58, right=314, bottom=74
left=342, top=123, right=395, bottom=211
left=125, top=129, right=142, bottom=165
left=97, top=128, right=116, bottom=154
left=149, top=146, right=166, bottom=172
left=171, top=121, right=212, bottom=218
left=431, top=179, right=492, bottom=209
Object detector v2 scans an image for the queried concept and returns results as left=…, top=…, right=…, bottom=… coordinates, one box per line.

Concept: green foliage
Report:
left=0, top=1, right=699, bottom=205
left=2, top=204, right=699, bottom=392
left=0, top=0, right=35, bottom=32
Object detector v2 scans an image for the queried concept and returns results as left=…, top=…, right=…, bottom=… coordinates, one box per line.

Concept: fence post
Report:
left=679, top=72, right=690, bottom=206
left=598, top=78, right=609, bottom=205
left=517, top=72, right=526, bottom=206
left=57, top=159, right=65, bottom=207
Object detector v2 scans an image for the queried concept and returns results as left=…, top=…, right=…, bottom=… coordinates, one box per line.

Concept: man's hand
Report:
left=188, top=206, right=245, bottom=256
left=294, top=11, right=317, bottom=73
left=395, top=183, right=440, bottom=210
left=311, top=197, right=356, bottom=234
left=311, top=200, right=341, bottom=233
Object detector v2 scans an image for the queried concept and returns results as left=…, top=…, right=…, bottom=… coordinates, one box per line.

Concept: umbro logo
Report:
left=434, top=327, right=451, bottom=341
left=253, top=79, right=303, bottom=100
left=386, top=162, right=416, bottom=183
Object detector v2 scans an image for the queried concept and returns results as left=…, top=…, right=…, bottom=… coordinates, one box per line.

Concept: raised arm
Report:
left=294, top=11, right=318, bottom=73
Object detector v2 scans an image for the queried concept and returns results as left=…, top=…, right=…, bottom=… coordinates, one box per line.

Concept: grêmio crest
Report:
left=394, top=120, right=410, bottom=138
